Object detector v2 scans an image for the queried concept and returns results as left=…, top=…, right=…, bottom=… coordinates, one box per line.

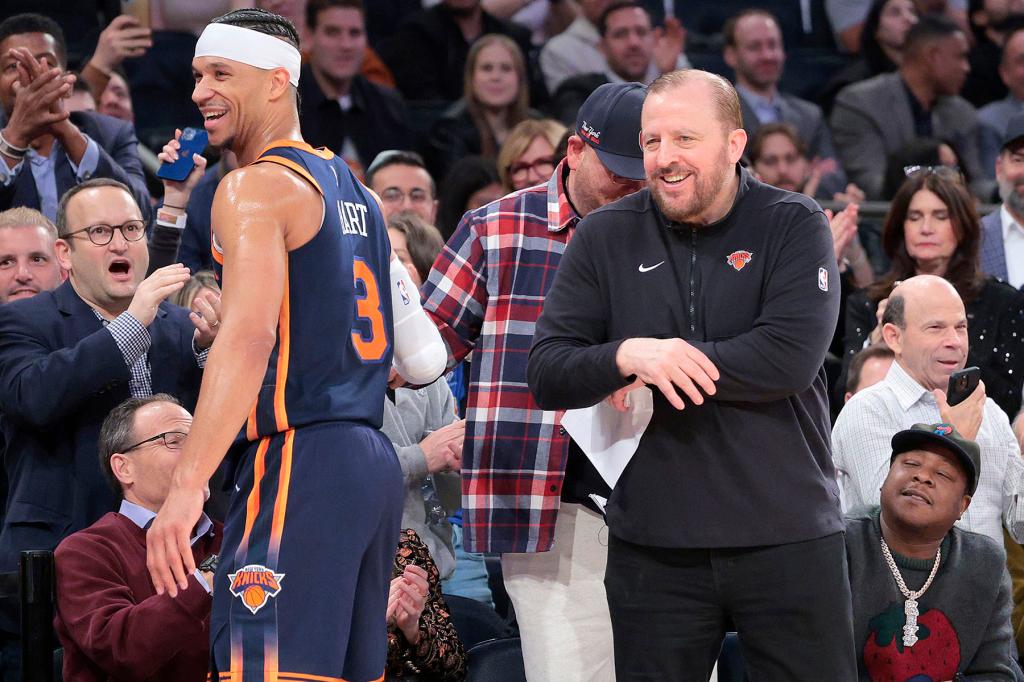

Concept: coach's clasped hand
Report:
left=614, top=337, right=719, bottom=410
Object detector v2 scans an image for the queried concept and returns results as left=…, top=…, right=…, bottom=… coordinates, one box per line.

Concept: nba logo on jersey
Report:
left=397, top=278, right=411, bottom=306
left=228, top=564, right=285, bottom=614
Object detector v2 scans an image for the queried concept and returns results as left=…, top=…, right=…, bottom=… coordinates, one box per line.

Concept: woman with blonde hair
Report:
left=426, top=34, right=535, bottom=180
left=497, top=118, right=567, bottom=192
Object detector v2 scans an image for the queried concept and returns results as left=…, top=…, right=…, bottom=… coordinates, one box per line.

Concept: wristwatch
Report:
left=199, top=554, right=218, bottom=573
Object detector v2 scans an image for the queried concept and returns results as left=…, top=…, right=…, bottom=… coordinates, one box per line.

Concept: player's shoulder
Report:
left=217, top=163, right=318, bottom=205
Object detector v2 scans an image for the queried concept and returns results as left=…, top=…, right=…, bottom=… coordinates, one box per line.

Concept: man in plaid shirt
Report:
left=421, top=83, right=646, bottom=680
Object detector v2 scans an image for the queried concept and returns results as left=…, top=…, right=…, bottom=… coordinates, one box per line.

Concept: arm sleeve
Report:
left=528, top=225, right=632, bottom=410
left=961, top=563, right=1018, bottom=680
left=0, top=307, right=130, bottom=427
left=387, top=531, right=467, bottom=680
left=391, top=257, right=447, bottom=386
left=147, top=219, right=185, bottom=274
left=688, top=210, right=840, bottom=402
left=54, top=536, right=212, bottom=680
left=67, top=136, right=100, bottom=179
left=421, top=213, right=489, bottom=368
left=831, top=396, right=893, bottom=513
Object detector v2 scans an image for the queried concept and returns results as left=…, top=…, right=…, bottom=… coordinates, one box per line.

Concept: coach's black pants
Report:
left=605, top=531, right=857, bottom=681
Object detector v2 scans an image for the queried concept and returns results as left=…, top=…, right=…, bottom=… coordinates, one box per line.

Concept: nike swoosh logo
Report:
left=638, top=261, right=665, bottom=273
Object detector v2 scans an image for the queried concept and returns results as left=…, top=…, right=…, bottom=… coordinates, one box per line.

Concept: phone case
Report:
left=156, top=128, right=208, bottom=182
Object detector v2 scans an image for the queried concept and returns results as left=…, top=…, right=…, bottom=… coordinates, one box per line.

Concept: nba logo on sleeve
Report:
left=229, top=564, right=285, bottom=614
left=818, top=267, right=828, bottom=292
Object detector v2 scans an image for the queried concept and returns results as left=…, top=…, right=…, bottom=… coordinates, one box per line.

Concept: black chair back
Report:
left=466, top=637, right=525, bottom=682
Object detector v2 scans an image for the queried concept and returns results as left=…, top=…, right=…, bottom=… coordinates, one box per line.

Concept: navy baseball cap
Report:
left=1003, top=112, right=1024, bottom=151
left=575, top=82, right=647, bottom=181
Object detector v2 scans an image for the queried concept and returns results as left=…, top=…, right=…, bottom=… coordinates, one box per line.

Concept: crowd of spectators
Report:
left=0, top=0, right=1024, bottom=678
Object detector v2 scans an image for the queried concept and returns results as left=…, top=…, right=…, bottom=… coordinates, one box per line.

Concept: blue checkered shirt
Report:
left=94, top=309, right=209, bottom=397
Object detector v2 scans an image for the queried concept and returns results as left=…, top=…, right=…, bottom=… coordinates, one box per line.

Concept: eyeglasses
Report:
left=903, top=165, right=963, bottom=181
left=63, top=220, right=146, bottom=246
left=508, top=156, right=555, bottom=180
left=380, top=187, right=432, bottom=205
left=122, top=431, right=188, bottom=453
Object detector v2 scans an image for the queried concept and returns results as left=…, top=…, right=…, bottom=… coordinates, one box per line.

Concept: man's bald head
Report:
left=882, top=275, right=969, bottom=392
left=883, top=275, right=963, bottom=328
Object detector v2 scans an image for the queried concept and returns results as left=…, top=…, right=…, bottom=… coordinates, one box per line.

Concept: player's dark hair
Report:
left=598, top=2, right=648, bottom=37
left=847, top=344, right=895, bottom=393
left=0, top=13, right=67, bottom=67
left=307, top=0, right=365, bottom=31
left=211, top=7, right=301, bottom=51
left=99, top=394, right=181, bottom=496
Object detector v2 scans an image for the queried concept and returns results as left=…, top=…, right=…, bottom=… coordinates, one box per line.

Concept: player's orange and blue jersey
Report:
left=214, top=140, right=394, bottom=439
left=209, top=141, right=403, bottom=681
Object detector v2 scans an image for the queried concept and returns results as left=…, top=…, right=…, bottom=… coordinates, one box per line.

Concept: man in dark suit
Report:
left=723, top=9, right=849, bottom=198
left=0, top=13, right=149, bottom=223
left=831, top=15, right=992, bottom=200
left=983, top=111, right=1024, bottom=289
left=0, top=179, right=217, bottom=673
left=300, top=0, right=411, bottom=176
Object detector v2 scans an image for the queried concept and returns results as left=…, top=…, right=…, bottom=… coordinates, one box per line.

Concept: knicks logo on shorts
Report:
left=726, top=250, right=753, bottom=271
left=228, top=564, right=285, bottom=615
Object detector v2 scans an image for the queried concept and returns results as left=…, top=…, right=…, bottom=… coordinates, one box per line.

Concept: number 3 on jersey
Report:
left=352, top=257, right=388, bottom=362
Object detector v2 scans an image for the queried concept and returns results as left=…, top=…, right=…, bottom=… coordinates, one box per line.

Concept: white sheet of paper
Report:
left=560, top=387, right=654, bottom=489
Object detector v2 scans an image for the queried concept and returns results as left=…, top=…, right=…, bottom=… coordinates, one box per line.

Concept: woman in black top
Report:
left=843, top=168, right=1024, bottom=417
left=425, top=34, right=536, bottom=181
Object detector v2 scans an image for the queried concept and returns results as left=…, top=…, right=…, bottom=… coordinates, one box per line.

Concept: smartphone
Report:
left=946, top=366, right=981, bottom=407
left=121, top=0, right=150, bottom=27
left=156, top=128, right=208, bottom=182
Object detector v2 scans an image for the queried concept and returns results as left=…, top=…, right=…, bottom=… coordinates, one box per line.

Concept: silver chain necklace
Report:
left=880, top=537, right=941, bottom=647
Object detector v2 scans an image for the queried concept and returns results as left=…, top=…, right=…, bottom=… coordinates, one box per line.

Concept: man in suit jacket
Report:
left=831, top=15, right=992, bottom=200
left=0, top=180, right=216, bottom=638
left=983, top=112, right=1024, bottom=289
left=0, top=14, right=149, bottom=223
left=723, top=9, right=850, bottom=197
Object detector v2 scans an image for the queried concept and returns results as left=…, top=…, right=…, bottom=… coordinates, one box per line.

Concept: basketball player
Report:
left=145, top=8, right=444, bottom=680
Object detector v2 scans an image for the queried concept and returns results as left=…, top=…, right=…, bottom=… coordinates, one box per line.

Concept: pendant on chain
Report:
left=902, top=598, right=919, bottom=647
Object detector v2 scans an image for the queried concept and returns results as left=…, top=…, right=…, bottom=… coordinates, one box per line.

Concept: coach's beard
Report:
left=649, top=150, right=733, bottom=225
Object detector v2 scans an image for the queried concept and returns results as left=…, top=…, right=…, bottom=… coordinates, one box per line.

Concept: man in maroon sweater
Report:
left=53, top=394, right=221, bottom=682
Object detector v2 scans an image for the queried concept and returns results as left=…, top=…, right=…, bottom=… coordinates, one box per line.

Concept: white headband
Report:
left=194, top=23, right=301, bottom=87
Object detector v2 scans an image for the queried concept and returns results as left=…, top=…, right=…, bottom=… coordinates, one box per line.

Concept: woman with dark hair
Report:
left=436, top=156, right=503, bottom=241
left=425, top=34, right=535, bottom=181
left=843, top=169, right=1024, bottom=416
left=820, top=0, right=918, bottom=113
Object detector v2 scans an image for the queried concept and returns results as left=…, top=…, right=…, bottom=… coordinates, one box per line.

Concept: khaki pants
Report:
left=501, top=503, right=615, bottom=682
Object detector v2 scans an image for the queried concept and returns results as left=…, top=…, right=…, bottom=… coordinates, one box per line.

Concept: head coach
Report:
left=527, top=69, right=855, bottom=678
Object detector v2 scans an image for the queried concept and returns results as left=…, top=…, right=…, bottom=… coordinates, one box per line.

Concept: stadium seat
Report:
left=444, top=594, right=508, bottom=650
left=466, top=637, right=526, bottom=682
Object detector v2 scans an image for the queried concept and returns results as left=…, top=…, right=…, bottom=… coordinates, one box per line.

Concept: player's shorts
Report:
left=208, top=421, right=403, bottom=682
